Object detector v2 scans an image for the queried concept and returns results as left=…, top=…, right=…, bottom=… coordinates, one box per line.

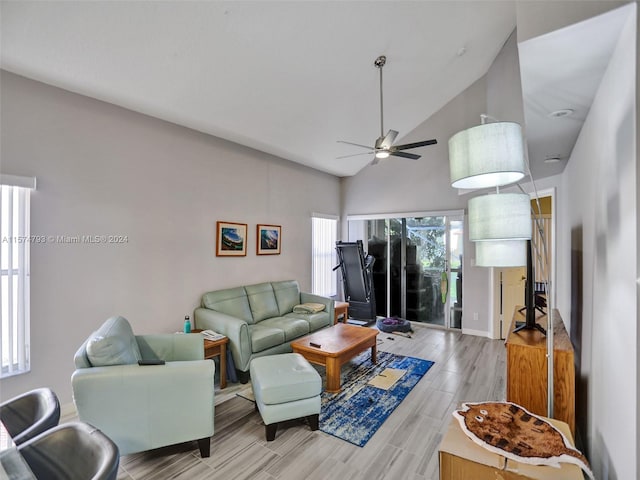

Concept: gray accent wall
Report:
left=0, top=71, right=340, bottom=404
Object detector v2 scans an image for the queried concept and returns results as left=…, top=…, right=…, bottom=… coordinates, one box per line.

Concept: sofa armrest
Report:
left=135, top=334, right=204, bottom=362
left=71, top=361, right=214, bottom=456
left=301, top=292, right=335, bottom=321
left=194, top=307, right=251, bottom=371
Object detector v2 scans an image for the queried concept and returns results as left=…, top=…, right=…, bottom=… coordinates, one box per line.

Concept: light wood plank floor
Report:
left=64, top=324, right=506, bottom=480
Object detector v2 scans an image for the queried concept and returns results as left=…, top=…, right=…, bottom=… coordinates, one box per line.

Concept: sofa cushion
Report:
left=273, top=280, right=301, bottom=316
left=85, top=316, right=141, bottom=367
left=285, top=311, right=332, bottom=331
left=259, top=317, right=310, bottom=341
left=249, top=324, right=285, bottom=353
left=245, top=283, right=279, bottom=322
left=292, top=303, right=325, bottom=314
left=202, top=287, right=253, bottom=323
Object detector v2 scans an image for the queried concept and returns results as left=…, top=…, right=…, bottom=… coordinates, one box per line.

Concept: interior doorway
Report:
left=492, top=190, right=555, bottom=339
left=497, top=267, right=526, bottom=338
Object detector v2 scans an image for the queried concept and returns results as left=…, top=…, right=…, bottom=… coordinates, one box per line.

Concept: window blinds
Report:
left=311, top=216, right=337, bottom=297
left=1, top=180, right=33, bottom=377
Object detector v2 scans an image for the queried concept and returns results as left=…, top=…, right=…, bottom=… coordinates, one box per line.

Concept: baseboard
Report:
left=461, top=328, right=491, bottom=338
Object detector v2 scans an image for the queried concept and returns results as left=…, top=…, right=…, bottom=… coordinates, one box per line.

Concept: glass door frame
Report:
left=347, top=209, right=464, bottom=330
left=446, top=215, right=464, bottom=329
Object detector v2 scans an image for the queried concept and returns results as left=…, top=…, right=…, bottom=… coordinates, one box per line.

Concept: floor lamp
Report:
left=448, top=117, right=554, bottom=418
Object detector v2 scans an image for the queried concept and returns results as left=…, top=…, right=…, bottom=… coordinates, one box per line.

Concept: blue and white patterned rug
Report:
left=319, top=350, right=434, bottom=447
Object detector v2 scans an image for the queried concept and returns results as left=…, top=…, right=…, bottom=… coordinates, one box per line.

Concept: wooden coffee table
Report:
left=290, top=323, right=378, bottom=393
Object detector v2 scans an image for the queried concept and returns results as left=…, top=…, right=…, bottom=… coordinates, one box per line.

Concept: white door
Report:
left=494, top=266, right=526, bottom=339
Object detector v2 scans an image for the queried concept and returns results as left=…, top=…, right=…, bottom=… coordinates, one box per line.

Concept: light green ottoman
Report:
left=250, top=353, right=321, bottom=441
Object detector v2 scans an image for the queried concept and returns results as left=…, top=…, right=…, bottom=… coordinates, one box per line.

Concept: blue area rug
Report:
left=319, top=350, right=434, bottom=447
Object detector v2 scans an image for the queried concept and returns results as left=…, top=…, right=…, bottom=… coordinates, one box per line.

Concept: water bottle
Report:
left=183, top=315, right=191, bottom=333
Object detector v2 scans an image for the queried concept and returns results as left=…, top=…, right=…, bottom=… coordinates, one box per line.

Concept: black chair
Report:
left=0, top=387, right=60, bottom=445
left=18, top=422, right=119, bottom=480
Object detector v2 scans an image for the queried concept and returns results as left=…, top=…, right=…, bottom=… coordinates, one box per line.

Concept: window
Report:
left=311, top=214, right=338, bottom=297
left=1, top=175, right=35, bottom=377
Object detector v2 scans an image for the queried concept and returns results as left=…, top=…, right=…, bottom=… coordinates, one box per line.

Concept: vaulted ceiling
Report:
left=0, top=1, right=629, bottom=179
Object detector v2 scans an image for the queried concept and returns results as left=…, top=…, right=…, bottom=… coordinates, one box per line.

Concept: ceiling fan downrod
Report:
left=374, top=55, right=386, bottom=139
left=335, top=54, right=437, bottom=163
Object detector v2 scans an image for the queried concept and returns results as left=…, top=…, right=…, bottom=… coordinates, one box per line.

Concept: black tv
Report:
left=513, top=240, right=546, bottom=335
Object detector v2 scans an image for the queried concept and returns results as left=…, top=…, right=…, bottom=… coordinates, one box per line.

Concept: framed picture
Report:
left=216, top=221, right=247, bottom=256
left=257, top=224, right=281, bottom=255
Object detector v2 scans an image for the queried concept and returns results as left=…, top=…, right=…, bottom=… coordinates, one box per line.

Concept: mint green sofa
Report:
left=72, top=316, right=214, bottom=457
left=194, top=280, right=334, bottom=381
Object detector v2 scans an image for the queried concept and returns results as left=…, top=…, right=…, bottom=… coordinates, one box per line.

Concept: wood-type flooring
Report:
left=62, top=324, right=506, bottom=480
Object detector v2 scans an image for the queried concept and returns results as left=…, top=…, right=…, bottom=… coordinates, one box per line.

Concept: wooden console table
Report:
left=506, top=308, right=575, bottom=435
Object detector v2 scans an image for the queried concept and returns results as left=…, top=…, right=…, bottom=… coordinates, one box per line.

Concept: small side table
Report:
left=334, top=301, right=349, bottom=325
left=192, top=329, right=229, bottom=389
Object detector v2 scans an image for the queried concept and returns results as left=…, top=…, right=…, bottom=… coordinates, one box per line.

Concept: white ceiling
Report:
left=0, top=1, right=629, bottom=179
left=0, top=1, right=516, bottom=177
left=519, top=3, right=632, bottom=180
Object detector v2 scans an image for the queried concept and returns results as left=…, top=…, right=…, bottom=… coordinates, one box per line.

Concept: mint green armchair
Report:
left=71, top=316, right=214, bottom=457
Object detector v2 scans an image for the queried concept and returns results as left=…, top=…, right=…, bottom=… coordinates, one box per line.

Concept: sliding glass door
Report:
left=347, top=211, right=463, bottom=329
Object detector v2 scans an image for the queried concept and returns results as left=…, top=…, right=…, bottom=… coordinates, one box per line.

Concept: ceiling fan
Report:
left=337, top=55, right=437, bottom=165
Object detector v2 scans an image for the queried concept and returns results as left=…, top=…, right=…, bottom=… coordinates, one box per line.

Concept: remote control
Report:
left=138, top=359, right=165, bottom=366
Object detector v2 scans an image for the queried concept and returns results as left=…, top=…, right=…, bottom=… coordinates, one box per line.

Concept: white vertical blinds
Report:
left=311, top=215, right=337, bottom=297
left=1, top=182, right=32, bottom=377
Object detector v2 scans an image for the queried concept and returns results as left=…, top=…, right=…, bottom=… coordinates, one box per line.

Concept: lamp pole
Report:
left=530, top=191, right=554, bottom=418
left=547, top=283, right=554, bottom=417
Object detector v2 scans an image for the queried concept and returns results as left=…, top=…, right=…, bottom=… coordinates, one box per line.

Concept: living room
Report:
left=0, top=2, right=637, bottom=479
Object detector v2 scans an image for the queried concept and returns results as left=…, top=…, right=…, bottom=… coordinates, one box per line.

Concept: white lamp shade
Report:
left=476, top=240, right=527, bottom=267
left=449, top=122, right=525, bottom=189
left=469, top=193, right=532, bottom=241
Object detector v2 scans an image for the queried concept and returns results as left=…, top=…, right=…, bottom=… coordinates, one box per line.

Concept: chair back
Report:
left=18, top=422, right=119, bottom=480
left=0, top=388, right=60, bottom=445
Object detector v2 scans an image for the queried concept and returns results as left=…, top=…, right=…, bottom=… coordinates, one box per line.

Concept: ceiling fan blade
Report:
left=379, top=130, right=399, bottom=149
left=370, top=156, right=381, bottom=166
left=393, top=139, right=438, bottom=150
left=337, top=140, right=375, bottom=150
left=390, top=151, right=421, bottom=160
left=336, top=151, right=375, bottom=159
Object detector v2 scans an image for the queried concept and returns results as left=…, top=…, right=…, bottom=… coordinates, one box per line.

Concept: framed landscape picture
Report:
left=257, top=224, right=281, bottom=255
left=216, top=221, right=247, bottom=256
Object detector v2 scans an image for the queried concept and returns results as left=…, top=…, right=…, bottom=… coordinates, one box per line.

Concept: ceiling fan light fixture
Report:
left=336, top=55, right=437, bottom=164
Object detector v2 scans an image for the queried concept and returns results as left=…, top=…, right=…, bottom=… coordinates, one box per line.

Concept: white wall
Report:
left=0, top=71, right=341, bottom=405
left=557, top=7, right=636, bottom=478
left=487, top=29, right=525, bottom=127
